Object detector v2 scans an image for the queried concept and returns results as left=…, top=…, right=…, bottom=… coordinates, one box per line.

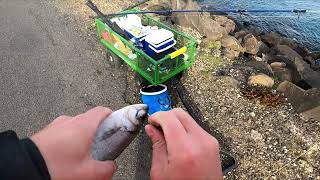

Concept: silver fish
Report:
left=91, top=104, right=148, bottom=161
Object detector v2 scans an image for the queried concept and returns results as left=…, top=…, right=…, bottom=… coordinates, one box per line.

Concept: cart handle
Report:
left=169, top=47, right=187, bottom=59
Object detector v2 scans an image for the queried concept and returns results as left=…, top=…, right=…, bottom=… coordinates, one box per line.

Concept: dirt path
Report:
left=0, top=0, right=151, bottom=179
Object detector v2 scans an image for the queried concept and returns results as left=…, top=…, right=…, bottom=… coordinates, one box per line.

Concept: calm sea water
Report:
left=198, top=0, right=320, bottom=51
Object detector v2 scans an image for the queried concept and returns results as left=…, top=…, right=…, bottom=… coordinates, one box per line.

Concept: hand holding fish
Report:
left=146, top=108, right=223, bottom=180
left=31, top=107, right=117, bottom=180
left=30, top=106, right=222, bottom=180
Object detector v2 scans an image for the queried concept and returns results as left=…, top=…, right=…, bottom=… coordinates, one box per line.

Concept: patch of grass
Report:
left=207, top=41, right=222, bottom=50
left=200, top=53, right=223, bottom=68
left=272, top=76, right=281, bottom=89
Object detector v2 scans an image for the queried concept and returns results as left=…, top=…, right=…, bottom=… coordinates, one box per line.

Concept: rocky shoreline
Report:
left=146, top=0, right=320, bottom=179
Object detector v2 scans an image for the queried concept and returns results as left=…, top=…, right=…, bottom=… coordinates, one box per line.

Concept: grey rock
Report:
left=304, top=56, right=315, bottom=65
left=248, top=26, right=263, bottom=37
left=213, top=16, right=237, bottom=34
left=213, top=15, right=229, bottom=25
left=262, top=32, right=282, bottom=46
left=257, top=42, right=270, bottom=56
left=275, top=45, right=320, bottom=88
left=223, top=61, right=273, bottom=84
left=234, top=30, right=249, bottom=39
left=273, top=68, right=293, bottom=82
left=302, top=106, right=320, bottom=121
left=277, top=81, right=320, bottom=113
left=244, top=61, right=273, bottom=77
left=308, top=51, right=320, bottom=60
left=223, top=19, right=236, bottom=34
left=276, top=45, right=303, bottom=61
left=270, top=62, right=286, bottom=70
left=243, top=33, right=259, bottom=55
left=270, top=62, right=292, bottom=82
left=249, top=55, right=263, bottom=62
left=173, top=1, right=227, bottom=41
left=222, top=48, right=240, bottom=60
left=221, top=35, right=244, bottom=52
left=279, top=38, right=298, bottom=49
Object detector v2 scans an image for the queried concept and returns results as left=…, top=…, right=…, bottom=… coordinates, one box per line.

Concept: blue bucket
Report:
left=140, top=84, right=172, bottom=115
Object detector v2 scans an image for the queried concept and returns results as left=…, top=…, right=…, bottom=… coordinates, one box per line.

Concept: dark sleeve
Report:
left=0, top=131, right=51, bottom=180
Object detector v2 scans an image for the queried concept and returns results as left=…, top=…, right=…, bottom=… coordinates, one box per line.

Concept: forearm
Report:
left=0, top=131, right=50, bottom=180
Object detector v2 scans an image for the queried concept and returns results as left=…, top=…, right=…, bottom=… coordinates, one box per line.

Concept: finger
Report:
left=145, top=125, right=168, bottom=169
left=148, top=111, right=187, bottom=154
left=87, top=159, right=117, bottom=180
left=172, top=108, right=203, bottom=134
left=75, top=106, right=112, bottom=130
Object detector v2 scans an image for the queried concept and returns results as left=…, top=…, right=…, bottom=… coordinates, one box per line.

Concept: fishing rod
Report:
left=106, top=9, right=307, bottom=17
left=86, top=0, right=131, bottom=40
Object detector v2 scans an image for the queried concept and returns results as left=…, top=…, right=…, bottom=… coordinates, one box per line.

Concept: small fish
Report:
left=91, top=104, right=148, bottom=161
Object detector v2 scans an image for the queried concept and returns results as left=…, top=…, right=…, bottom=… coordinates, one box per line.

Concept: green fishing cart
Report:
left=95, top=9, right=198, bottom=85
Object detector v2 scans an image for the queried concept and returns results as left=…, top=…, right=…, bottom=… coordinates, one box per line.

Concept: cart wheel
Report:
left=176, top=69, right=188, bottom=80
left=107, top=51, right=123, bottom=68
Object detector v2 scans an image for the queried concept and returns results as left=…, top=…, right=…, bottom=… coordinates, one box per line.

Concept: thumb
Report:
left=145, top=125, right=168, bottom=167
left=88, top=159, right=117, bottom=180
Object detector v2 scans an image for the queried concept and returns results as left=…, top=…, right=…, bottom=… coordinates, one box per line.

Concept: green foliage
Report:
left=207, top=41, right=222, bottom=50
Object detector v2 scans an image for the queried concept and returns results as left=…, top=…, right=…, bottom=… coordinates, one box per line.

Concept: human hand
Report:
left=145, top=108, right=223, bottom=180
left=31, top=107, right=117, bottom=180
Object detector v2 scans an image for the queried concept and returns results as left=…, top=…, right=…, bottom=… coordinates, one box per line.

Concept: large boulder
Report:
left=257, top=42, right=270, bottom=56
left=234, top=30, right=249, bottom=39
left=248, top=73, right=275, bottom=88
left=213, top=15, right=229, bottom=25
left=275, top=45, right=320, bottom=88
left=262, top=32, right=282, bottom=46
left=309, top=51, right=320, bottom=60
left=304, top=56, right=315, bottom=65
left=277, top=81, right=320, bottom=113
left=214, top=16, right=237, bottom=34
left=280, top=38, right=298, bottom=49
left=172, top=1, right=227, bottom=41
left=270, top=62, right=293, bottom=82
left=175, top=12, right=227, bottom=41
left=222, top=19, right=236, bottom=34
left=170, top=0, right=194, bottom=10
left=221, top=35, right=244, bottom=52
left=276, top=45, right=303, bottom=61
left=222, top=61, right=273, bottom=84
left=248, top=26, right=263, bottom=37
left=197, top=18, right=227, bottom=41
left=243, top=33, right=259, bottom=55
left=222, top=48, right=240, bottom=60
left=302, top=106, right=320, bottom=121
left=244, top=61, right=273, bottom=77
left=294, top=46, right=311, bottom=58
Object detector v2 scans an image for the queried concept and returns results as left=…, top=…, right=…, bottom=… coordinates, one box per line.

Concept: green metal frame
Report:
left=95, top=9, right=197, bottom=85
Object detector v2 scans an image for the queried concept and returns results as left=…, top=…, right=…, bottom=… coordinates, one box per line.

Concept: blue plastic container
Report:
left=144, top=39, right=176, bottom=58
left=140, top=84, right=172, bottom=115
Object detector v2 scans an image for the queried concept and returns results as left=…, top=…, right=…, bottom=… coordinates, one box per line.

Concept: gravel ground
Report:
left=182, top=50, right=320, bottom=179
